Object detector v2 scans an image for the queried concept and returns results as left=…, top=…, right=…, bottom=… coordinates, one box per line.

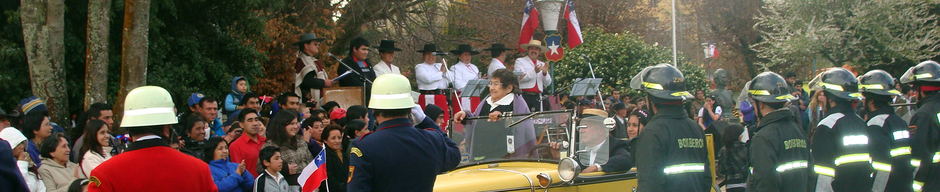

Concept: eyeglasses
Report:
left=489, top=82, right=503, bottom=86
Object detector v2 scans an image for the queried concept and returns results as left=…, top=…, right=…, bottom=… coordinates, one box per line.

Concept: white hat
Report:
left=0, top=127, right=27, bottom=148
left=121, top=86, right=178, bottom=128
left=369, top=74, right=417, bottom=109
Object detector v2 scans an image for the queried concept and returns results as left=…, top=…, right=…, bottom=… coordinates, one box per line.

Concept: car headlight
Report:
left=558, top=157, right=580, bottom=182
left=537, top=172, right=552, bottom=188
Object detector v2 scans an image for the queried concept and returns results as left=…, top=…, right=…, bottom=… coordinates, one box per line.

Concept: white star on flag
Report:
left=549, top=41, right=560, bottom=55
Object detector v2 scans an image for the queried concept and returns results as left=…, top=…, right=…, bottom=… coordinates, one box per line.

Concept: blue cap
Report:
left=19, top=96, right=47, bottom=114
left=188, top=93, right=205, bottom=107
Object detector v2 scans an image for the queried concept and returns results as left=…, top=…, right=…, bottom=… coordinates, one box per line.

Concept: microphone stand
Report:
left=330, top=54, right=373, bottom=106
left=583, top=57, right=606, bottom=111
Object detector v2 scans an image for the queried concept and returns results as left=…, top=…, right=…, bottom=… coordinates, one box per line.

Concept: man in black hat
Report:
left=293, top=33, right=333, bottom=104
left=373, top=40, right=409, bottom=77
left=447, top=44, right=482, bottom=114
left=484, top=43, right=514, bottom=78
left=0, top=108, right=16, bottom=129
left=415, top=44, right=449, bottom=122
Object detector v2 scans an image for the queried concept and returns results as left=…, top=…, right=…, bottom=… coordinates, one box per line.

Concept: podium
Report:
left=323, top=87, right=363, bottom=108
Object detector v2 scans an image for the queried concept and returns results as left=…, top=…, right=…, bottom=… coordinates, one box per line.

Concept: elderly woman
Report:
left=453, top=69, right=537, bottom=159
left=38, top=132, right=81, bottom=192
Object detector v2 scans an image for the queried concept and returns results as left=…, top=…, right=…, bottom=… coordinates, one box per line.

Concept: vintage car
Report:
left=433, top=110, right=719, bottom=192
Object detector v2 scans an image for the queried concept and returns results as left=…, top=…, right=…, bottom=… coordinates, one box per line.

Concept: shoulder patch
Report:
left=88, top=176, right=102, bottom=187
left=818, top=113, right=845, bottom=128
left=867, top=114, right=889, bottom=127
left=350, top=147, right=363, bottom=157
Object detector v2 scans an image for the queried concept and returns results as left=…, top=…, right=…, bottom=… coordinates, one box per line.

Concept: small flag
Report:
left=518, top=0, right=540, bottom=52
left=564, top=0, right=583, bottom=48
left=298, top=145, right=328, bottom=192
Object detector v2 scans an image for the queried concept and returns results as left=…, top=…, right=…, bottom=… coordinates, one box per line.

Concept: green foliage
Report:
left=756, top=0, right=940, bottom=75
left=553, top=28, right=709, bottom=97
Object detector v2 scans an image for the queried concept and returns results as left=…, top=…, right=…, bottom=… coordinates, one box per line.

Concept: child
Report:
left=254, top=146, right=290, bottom=192
left=226, top=77, right=249, bottom=126
left=718, top=124, right=748, bottom=192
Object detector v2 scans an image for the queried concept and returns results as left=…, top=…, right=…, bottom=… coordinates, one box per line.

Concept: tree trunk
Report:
left=20, top=0, right=70, bottom=126
left=113, top=0, right=150, bottom=130
left=85, top=0, right=111, bottom=110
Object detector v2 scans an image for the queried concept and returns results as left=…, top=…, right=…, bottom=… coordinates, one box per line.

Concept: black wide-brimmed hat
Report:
left=373, top=40, right=403, bottom=52
left=416, top=44, right=440, bottom=53
left=483, top=43, right=514, bottom=52
left=293, top=33, right=326, bottom=46
left=449, top=44, right=480, bottom=55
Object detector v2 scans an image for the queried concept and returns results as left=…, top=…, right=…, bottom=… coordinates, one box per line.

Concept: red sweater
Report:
left=229, top=134, right=267, bottom=176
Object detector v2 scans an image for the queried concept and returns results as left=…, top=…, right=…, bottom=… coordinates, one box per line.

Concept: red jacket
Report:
left=88, top=138, right=217, bottom=192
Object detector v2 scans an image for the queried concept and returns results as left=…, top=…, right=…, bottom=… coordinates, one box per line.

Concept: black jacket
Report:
left=746, top=108, right=811, bottom=192
left=867, top=105, right=913, bottom=192
left=320, top=149, right=348, bottom=192
left=611, top=116, right=629, bottom=139
left=337, top=56, right=375, bottom=104
left=581, top=136, right=633, bottom=173
left=635, top=104, right=711, bottom=192
left=811, top=104, right=874, bottom=192
left=912, top=92, right=940, bottom=191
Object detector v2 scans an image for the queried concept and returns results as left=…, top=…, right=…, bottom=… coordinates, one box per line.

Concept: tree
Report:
left=20, top=0, right=70, bottom=125
left=84, top=0, right=111, bottom=110
left=553, top=28, right=708, bottom=97
left=689, top=0, right=765, bottom=81
left=113, top=0, right=149, bottom=127
left=756, top=0, right=940, bottom=73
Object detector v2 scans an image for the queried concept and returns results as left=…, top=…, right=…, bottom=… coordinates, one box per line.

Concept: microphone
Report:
left=580, top=54, right=591, bottom=60
left=432, top=52, right=449, bottom=56
left=325, top=53, right=342, bottom=61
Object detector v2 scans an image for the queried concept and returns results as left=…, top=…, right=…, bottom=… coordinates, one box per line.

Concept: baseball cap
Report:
left=188, top=93, right=205, bottom=107
left=330, top=108, right=347, bottom=121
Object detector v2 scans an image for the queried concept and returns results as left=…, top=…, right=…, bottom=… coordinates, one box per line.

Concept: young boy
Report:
left=254, top=146, right=290, bottom=192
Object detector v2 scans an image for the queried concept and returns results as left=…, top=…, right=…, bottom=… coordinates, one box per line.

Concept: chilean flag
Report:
left=298, top=145, right=328, bottom=192
left=518, top=0, right=539, bottom=52
left=564, top=0, right=583, bottom=48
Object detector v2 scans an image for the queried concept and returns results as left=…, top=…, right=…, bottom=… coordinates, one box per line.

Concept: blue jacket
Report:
left=225, top=76, right=247, bottom=126
left=740, top=100, right=755, bottom=122
left=0, top=139, right=29, bottom=192
left=27, top=140, right=40, bottom=166
left=348, top=118, right=460, bottom=191
left=209, top=159, right=254, bottom=192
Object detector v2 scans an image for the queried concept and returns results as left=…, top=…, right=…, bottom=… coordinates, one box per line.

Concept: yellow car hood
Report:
left=435, top=161, right=560, bottom=192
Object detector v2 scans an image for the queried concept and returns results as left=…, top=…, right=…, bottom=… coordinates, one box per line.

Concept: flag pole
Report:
left=671, top=0, right=677, bottom=66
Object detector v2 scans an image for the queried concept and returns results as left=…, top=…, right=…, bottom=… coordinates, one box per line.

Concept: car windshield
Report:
left=458, top=110, right=572, bottom=165
left=575, top=116, right=611, bottom=166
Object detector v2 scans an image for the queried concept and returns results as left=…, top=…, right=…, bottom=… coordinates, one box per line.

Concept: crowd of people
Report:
left=0, top=29, right=937, bottom=192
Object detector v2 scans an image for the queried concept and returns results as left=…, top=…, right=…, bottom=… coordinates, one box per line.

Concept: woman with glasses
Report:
left=453, top=69, right=538, bottom=159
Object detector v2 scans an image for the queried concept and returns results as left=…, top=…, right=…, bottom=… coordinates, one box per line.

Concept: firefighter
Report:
left=631, top=63, right=710, bottom=192
left=902, top=61, right=940, bottom=192
left=88, top=86, right=217, bottom=192
left=859, top=70, right=912, bottom=192
left=743, top=72, right=812, bottom=191
left=347, top=74, right=460, bottom=191
left=808, top=68, right=873, bottom=192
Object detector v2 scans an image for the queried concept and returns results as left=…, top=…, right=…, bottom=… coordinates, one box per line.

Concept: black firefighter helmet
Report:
left=858, top=70, right=902, bottom=97
left=743, top=72, right=795, bottom=103
left=808, top=68, right=862, bottom=101
left=900, top=60, right=940, bottom=85
left=630, top=63, right=693, bottom=101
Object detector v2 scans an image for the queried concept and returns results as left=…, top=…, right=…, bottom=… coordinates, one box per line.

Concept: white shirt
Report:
left=588, top=138, right=607, bottom=165
left=514, top=57, right=552, bottom=91
left=698, top=106, right=724, bottom=120
left=448, top=61, right=480, bottom=91
left=485, top=94, right=515, bottom=112
left=415, top=62, right=448, bottom=90
left=487, top=58, right=506, bottom=78
left=374, top=60, right=401, bottom=77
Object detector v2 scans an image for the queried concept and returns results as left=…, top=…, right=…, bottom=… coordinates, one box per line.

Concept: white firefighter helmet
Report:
left=120, top=86, right=178, bottom=128
left=369, top=74, right=417, bottom=109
